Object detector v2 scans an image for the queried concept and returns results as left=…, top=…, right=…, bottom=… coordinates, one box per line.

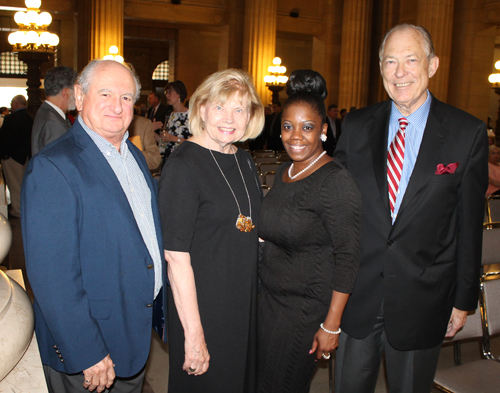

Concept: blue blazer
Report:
left=21, top=120, right=165, bottom=377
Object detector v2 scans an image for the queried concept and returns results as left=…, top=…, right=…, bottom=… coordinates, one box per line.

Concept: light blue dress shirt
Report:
left=387, top=91, right=432, bottom=223
left=79, top=116, right=163, bottom=297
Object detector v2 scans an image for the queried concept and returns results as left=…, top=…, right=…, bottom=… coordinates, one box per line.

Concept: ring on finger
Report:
left=84, top=380, right=91, bottom=384
left=322, top=352, right=331, bottom=360
left=188, top=367, right=196, bottom=372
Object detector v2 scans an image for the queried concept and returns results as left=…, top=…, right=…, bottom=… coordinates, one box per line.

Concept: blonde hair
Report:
left=188, top=69, right=264, bottom=142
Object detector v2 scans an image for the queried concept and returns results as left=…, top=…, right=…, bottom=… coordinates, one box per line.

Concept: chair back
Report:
left=259, top=162, right=281, bottom=174
left=482, top=277, right=500, bottom=337
left=253, top=150, right=275, bottom=157
left=264, top=171, right=275, bottom=188
left=276, top=150, right=290, bottom=162
left=485, top=195, right=500, bottom=223
left=482, top=225, right=500, bottom=266
left=254, top=156, right=279, bottom=165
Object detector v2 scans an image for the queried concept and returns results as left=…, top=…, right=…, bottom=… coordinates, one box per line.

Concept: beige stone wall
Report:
left=448, top=0, right=496, bottom=123
left=176, top=29, right=221, bottom=100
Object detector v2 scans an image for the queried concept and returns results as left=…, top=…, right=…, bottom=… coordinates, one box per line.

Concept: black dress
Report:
left=159, top=142, right=261, bottom=393
left=257, top=161, right=362, bottom=393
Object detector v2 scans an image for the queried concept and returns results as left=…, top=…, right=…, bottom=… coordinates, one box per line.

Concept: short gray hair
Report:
left=78, top=59, right=141, bottom=102
left=379, top=24, right=435, bottom=62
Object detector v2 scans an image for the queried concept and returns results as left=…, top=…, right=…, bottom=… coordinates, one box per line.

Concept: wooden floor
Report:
left=3, top=214, right=500, bottom=393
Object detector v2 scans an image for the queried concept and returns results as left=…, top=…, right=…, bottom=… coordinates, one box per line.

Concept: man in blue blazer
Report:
left=334, top=25, right=488, bottom=392
left=22, top=59, right=165, bottom=393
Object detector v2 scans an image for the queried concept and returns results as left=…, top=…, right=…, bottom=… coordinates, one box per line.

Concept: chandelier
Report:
left=7, top=0, right=59, bottom=53
left=489, top=61, right=500, bottom=88
left=103, top=46, right=124, bottom=63
left=264, top=57, right=288, bottom=86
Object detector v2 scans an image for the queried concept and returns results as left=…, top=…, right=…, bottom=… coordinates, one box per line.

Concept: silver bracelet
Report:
left=320, top=323, right=341, bottom=335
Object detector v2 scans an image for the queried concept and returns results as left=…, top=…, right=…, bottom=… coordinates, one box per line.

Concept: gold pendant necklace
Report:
left=209, top=146, right=255, bottom=233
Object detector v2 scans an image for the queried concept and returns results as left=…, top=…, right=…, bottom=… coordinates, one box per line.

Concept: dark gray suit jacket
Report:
left=32, top=101, right=70, bottom=156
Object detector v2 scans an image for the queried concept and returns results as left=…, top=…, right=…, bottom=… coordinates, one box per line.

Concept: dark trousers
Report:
left=335, top=311, right=441, bottom=393
left=43, top=364, right=146, bottom=393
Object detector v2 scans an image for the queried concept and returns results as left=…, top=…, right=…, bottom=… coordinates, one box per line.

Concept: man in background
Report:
left=0, top=107, right=8, bottom=128
left=265, top=100, right=283, bottom=151
left=128, top=115, right=162, bottom=170
left=0, top=95, right=32, bottom=217
left=32, top=66, right=78, bottom=155
left=147, top=92, right=169, bottom=128
left=323, top=104, right=342, bottom=156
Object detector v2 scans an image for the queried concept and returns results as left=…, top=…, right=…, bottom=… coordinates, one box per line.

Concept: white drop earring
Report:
left=320, top=134, right=327, bottom=142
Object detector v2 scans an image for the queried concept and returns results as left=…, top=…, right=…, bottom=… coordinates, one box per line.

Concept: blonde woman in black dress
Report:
left=159, top=69, right=264, bottom=393
left=258, top=70, right=362, bottom=392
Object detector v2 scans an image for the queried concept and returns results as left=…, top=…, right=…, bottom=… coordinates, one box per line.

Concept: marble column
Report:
left=243, top=0, right=277, bottom=104
left=219, top=0, right=245, bottom=70
left=90, top=0, right=124, bottom=60
left=338, top=0, right=373, bottom=110
left=372, top=0, right=399, bottom=103
left=448, top=0, right=495, bottom=122
left=417, top=0, right=454, bottom=102
left=312, top=0, right=343, bottom=107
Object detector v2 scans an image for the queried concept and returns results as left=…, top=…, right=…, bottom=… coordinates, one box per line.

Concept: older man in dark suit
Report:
left=334, top=24, right=488, bottom=393
left=22, top=59, right=165, bottom=393
left=148, top=91, right=169, bottom=124
left=32, top=65, right=78, bottom=155
left=0, top=95, right=33, bottom=217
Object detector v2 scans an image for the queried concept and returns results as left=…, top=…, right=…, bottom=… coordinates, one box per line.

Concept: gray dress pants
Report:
left=335, top=308, right=441, bottom=393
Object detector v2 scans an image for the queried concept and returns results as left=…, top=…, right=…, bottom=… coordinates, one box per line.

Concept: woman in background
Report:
left=160, top=80, right=190, bottom=158
left=159, top=69, right=264, bottom=393
left=258, top=70, right=362, bottom=392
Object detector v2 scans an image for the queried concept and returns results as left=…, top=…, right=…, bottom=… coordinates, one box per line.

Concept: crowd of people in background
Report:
left=0, top=22, right=493, bottom=393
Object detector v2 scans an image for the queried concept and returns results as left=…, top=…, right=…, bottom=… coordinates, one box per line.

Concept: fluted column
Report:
left=312, top=0, right=343, bottom=106
left=338, top=0, right=373, bottom=110
left=90, top=0, right=124, bottom=60
left=243, top=0, right=277, bottom=104
left=447, top=0, right=495, bottom=122
left=417, top=0, right=454, bottom=102
left=374, top=0, right=399, bottom=103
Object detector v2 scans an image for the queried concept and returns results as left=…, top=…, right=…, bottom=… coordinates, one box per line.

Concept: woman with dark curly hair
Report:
left=257, top=70, right=362, bottom=393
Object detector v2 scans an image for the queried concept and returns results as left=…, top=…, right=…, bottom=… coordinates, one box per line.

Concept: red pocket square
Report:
left=435, top=162, right=459, bottom=175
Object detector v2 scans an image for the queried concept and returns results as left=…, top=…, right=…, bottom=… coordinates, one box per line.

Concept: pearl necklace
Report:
left=288, top=150, right=327, bottom=180
left=209, top=146, right=255, bottom=233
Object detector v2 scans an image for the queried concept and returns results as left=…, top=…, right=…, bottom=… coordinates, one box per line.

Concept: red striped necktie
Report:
left=387, top=117, right=408, bottom=215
